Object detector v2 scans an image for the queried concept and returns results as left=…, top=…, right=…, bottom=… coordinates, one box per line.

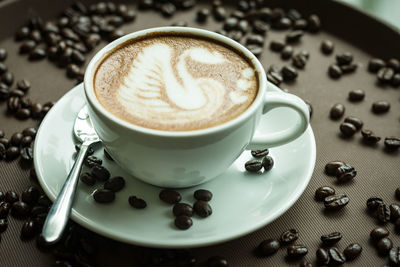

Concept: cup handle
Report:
left=247, top=84, right=310, bottom=150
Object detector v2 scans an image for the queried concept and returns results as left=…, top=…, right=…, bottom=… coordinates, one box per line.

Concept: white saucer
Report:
left=34, top=84, right=316, bottom=248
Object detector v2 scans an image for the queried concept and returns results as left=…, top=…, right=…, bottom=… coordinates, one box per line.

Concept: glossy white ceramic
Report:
left=84, top=27, right=310, bottom=188
left=34, top=84, right=316, bottom=248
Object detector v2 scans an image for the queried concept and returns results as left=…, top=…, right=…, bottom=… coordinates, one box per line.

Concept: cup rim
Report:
left=84, top=26, right=267, bottom=137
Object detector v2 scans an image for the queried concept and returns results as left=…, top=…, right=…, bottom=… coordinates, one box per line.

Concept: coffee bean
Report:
left=316, top=248, right=330, bottom=265
left=0, top=64, right=7, bottom=75
left=257, top=239, right=280, bottom=256
left=328, top=247, right=346, bottom=265
left=9, top=89, right=25, bottom=98
left=321, top=232, right=342, bottom=246
left=325, top=161, right=345, bottom=176
left=7, top=97, right=20, bottom=112
left=385, top=137, right=400, bottom=151
left=340, top=122, right=357, bottom=137
left=80, top=172, right=96, bottom=186
left=307, top=14, right=321, bottom=32
left=128, top=196, right=147, bottom=209
left=343, top=243, right=362, bottom=261
left=361, top=129, right=381, bottom=144
left=37, top=194, right=51, bottom=207
left=269, top=40, right=285, bottom=52
left=281, top=65, right=298, bottom=81
left=224, top=17, right=239, bottom=31
left=91, top=165, right=110, bottom=181
left=104, top=176, right=125, bottom=192
left=194, top=189, right=212, bottom=202
left=16, top=79, right=31, bottom=92
left=377, top=67, right=395, bottom=83
left=2, top=72, right=14, bottom=86
left=390, top=204, right=400, bottom=221
left=372, top=100, right=390, bottom=114
left=84, top=34, right=101, bottom=50
left=194, top=200, right=212, bottom=218
left=377, top=203, right=391, bottom=223
left=196, top=8, right=210, bottom=22
left=285, top=30, right=303, bottom=43
left=267, top=72, right=283, bottom=86
left=321, top=40, right=334, bottom=55
left=174, top=215, right=193, bottom=230
left=335, top=164, right=355, bottom=177
left=336, top=52, right=353, bottom=65
left=280, top=229, right=299, bottom=244
left=93, top=189, right=115, bottom=203
left=84, top=155, right=102, bottom=168
left=206, top=255, right=228, bottom=267
left=173, top=203, right=193, bottom=217
left=19, top=40, right=36, bottom=54
left=15, top=108, right=31, bottom=120
left=252, top=20, right=268, bottom=34
left=315, top=186, right=336, bottom=201
left=245, top=159, right=262, bottom=172
left=377, top=237, right=393, bottom=255
left=367, top=198, right=385, bottom=212
left=21, top=136, right=32, bottom=147
left=293, top=19, right=308, bottom=30
left=389, top=247, right=400, bottom=266
left=21, top=220, right=37, bottom=239
left=213, top=6, right=226, bottom=21
left=0, top=218, right=8, bottom=233
left=29, top=47, right=46, bottom=60
left=22, top=127, right=37, bottom=138
left=11, top=201, right=30, bottom=218
left=273, top=17, right=291, bottom=30
left=330, top=103, right=345, bottom=120
left=66, top=64, right=82, bottom=79
left=0, top=202, right=11, bottom=218
left=348, top=89, right=365, bottom=102
left=344, top=116, right=363, bottom=130
left=159, top=190, right=181, bottom=204
left=6, top=146, right=20, bottom=160
left=337, top=169, right=356, bottom=183
left=324, top=194, right=349, bottom=210
left=387, top=58, right=400, bottom=72
left=228, top=30, right=243, bottom=42
left=292, top=54, right=307, bottom=69
left=246, top=34, right=264, bottom=46
left=368, top=58, right=386, bottom=72
left=262, top=156, right=274, bottom=171
left=287, top=245, right=308, bottom=257
left=251, top=149, right=269, bottom=158
left=341, top=63, right=358, bottom=74
left=21, top=186, right=40, bottom=205
left=328, top=64, right=342, bottom=79
left=281, top=45, right=293, bottom=60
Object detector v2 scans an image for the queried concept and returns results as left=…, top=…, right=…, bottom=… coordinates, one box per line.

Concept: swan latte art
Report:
left=94, top=33, right=259, bottom=131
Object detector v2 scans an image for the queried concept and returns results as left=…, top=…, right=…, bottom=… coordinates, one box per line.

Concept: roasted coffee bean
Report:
left=330, top=103, right=345, bottom=120
left=377, top=237, right=393, bottom=255
left=315, top=186, right=336, bottom=201
left=29, top=30, right=42, bottom=43
left=307, top=14, right=321, bottom=32
left=0, top=64, right=7, bottom=75
left=21, top=186, right=40, bottom=205
left=0, top=143, right=5, bottom=160
left=269, top=40, right=285, bottom=52
left=389, top=247, right=400, bottom=266
left=223, top=17, right=239, bottom=31
left=19, top=96, right=31, bottom=107
left=84, top=34, right=101, bottom=50
left=343, top=243, right=362, bottom=261
left=22, top=127, right=37, bottom=138
left=262, top=156, right=274, bottom=171
left=7, top=97, right=20, bottom=112
left=2, top=72, right=14, bottom=86
left=228, top=30, right=243, bottom=42
left=324, top=194, right=349, bottom=210
left=321, top=232, right=342, bottom=246
left=21, top=220, right=37, bottom=239
left=161, top=2, right=177, bottom=17
left=335, top=164, right=355, bottom=177
left=84, top=155, right=102, bottom=168
left=377, top=67, right=395, bottom=83
left=9, top=89, right=25, bottom=98
left=246, top=34, right=264, bottom=46
left=292, top=54, right=307, bottom=69
left=245, top=160, right=263, bottom=172
left=16, top=108, right=31, bottom=120
left=128, top=196, right=147, bottom=209
left=287, top=245, right=308, bottom=257
left=213, top=6, right=226, bottom=21
left=372, top=100, right=390, bottom=114
left=316, top=248, right=330, bottom=265
left=267, top=72, right=282, bottom=86
left=196, top=8, right=210, bottom=22
left=0, top=218, right=8, bottom=233
left=19, top=40, right=36, bottom=54
left=273, top=17, right=292, bottom=30
left=104, top=176, right=125, bottom=192
left=340, top=122, right=357, bottom=137
left=6, top=146, right=20, bottom=160
left=194, top=200, right=212, bottom=218
left=194, top=189, right=212, bottom=202
left=16, top=79, right=31, bottom=92
left=368, top=58, right=386, bottom=72
left=206, top=255, right=228, bottom=267
left=93, top=189, right=115, bottom=203
left=247, top=45, right=263, bottom=57
left=0, top=202, right=11, bottom=218
left=237, top=20, right=250, bottom=33
left=348, top=89, right=365, bottom=102
left=281, top=66, right=298, bottom=81
left=21, top=136, right=32, bottom=147
left=66, top=64, right=81, bottom=79
left=281, top=45, right=293, bottom=60
left=37, top=194, right=51, bottom=207
left=15, top=26, right=30, bottom=41
left=336, top=52, right=353, bottom=65
left=361, top=129, right=381, bottom=144
left=257, top=239, right=280, bottom=256
left=80, top=172, right=96, bottom=186
left=329, top=247, right=346, bottom=265
left=293, top=19, right=308, bottom=30
left=388, top=58, right=400, bottom=71
left=344, top=116, right=363, bottom=130
left=173, top=203, right=193, bottom=217
left=285, top=30, right=303, bottom=43
left=159, top=190, right=181, bottom=204
left=11, top=201, right=30, bottom=218
left=5, top=191, right=18, bottom=204
left=325, top=161, right=345, bottom=176
left=328, top=64, right=342, bottom=79
left=377, top=203, right=391, bottom=223
left=337, top=169, right=356, bottom=183
left=321, top=40, right=334, bottom=55
left=341, top=63, right=358, bottom=73
left=91, top=165, right=110, bottom=181
left=390, top=73, right=400, bottom=87
left=253, top=20, right=268, bottom=34
left=385, top=137, right=400, bottom=151
left=280, top=229, right=299, bottom=244
left=175, top=215, right=192, bottom=230
left=390, top=204, right=400, bottom=221
left=251, top=149, right=269, bottom=158
left=29, top=48, right=46, bottom=60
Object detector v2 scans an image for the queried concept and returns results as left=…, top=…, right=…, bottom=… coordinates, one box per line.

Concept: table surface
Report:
left=0, top=0, right=399, bottom=266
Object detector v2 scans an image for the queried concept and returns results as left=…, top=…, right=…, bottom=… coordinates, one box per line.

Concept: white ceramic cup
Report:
left=84, top=27, right=310, bottom=188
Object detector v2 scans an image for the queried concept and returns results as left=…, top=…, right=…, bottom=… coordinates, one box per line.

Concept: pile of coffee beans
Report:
left=328, top=52, right=358, bottom=79
left=0, top=127, right=36, bottom=163
left=368, top=57, right=400, bottom=87
left=245, top=148, right=274, bottom=173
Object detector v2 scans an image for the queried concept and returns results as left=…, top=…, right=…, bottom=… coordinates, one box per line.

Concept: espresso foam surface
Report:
left=94, top=34, right=258, bottom=131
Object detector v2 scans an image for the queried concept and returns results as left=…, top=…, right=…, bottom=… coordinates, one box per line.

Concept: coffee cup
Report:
left=84, top=27, right=310, bottom=188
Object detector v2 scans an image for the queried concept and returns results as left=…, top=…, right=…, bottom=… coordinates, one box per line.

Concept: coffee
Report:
left=94, top=33, right=258, bottom=131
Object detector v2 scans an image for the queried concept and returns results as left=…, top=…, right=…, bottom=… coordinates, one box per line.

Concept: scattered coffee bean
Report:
left=93, top=189, right=115, bottom=203
left=315, top=186, right=336, bottom=201
left=104, top=176, right=125, bottom=192
left=377, top=67, right=395, bottom=83
left=128, top=196, right=147, bottom=209
left=361, top=129, right=381, bottom=145
left=194, top=189, right=212, bottom=202
left=5, top=191, right=19, bottom=203
left=337, top=168, right=356, bottom=183
left=328, top=64, right=342, bottom=79
left=257, top=239, right=280, bottom=256
left=20, top=147, right=33, bottom=162
left=174, top=215, right=193, bottom=230
left=11, top=201, right=30, bottom=218
left=330, top=103, right=345, bottom=120
left=245, top=159, right=263, bottom=172
left=385, top=137, right=400, bottom=151
left=286, top=30, right=303, bottom=43
left=390, top=204, right=400, bottom=221
left=262, top=156, right=274, bottom=171
left=247, top=45, right=263, bottom=57
left=344, top=116, right=363, bottom=130
left=387, top=58, right=400, bottom=71
left=21, top=136, right=32, bottom=147
left=324, top=194, right=349, bottom=210
left=196, top=8, right=210, bottom=23
left=173, top=203, right=193, bottom=217
left=392, top=73, right=400, bottom=87
left=321, top=40, right=334, bottom=55
left=307, top=14, right=321, bottom=32
left=348, top=89, right=365, bottom=102
left=316, top=248, right=330, bottom=265
left=336, top=52, right=353, bottom=65
left=84, top=155, right=102, bottom=168
left=292, top=54, right=307, bottom=69
left=21, top=186, right=40, bottom=205
left=372, top=100, right=390, bottom=114
left=321, top=232, right=342, bottom=246
left=377, top=203, right=391, bottom=223
left=6, top=146, right=20, bottom=160
left=0, top=202, right=11, bottom=218
left=328, top=247, right=346, bottom=265
left=281, top=65, right=298, bottom=81
left=252, top=20, right=268, bottom=34
left=335, top=164, right=355, bottom=177
left=80, top=172, right=96, bottom=186
left=11, top=133, right=23, bottom=146
left=22, top=127, right=37, bottom=138
left=389, top=247, right=400, bottom=266
left=19, top=40, right=36, bottom=54
left=21, top=220, right=37, bottom=239
left=246, top=34, right=264, bottom=46
left=377, top=237, right=393, bottom=255
left=37, top=194, right=51, bottom=207
left=340, top=122, right=357, bottom=137
left=368, top=58, right=386, bottom=73
left=269, top=40, right=285, bottom=52
left=17, top=79, right=31, bottom=92
left=280, top=229, right=299, bottom=244
left=287, top=245, right=308, bottom=258
left=325, top=161, right=345, bottom=176
left=91, top=165, right=110, bottom=181
left=159, top=190, right=181, bottom=205
left=251, top=149, right=269, bottom=158
left=0, top=218, right=8, bottom=233
left=194, top=200, right=212, bottom=218
left=281, top=45, right=293, bottom=60
left=343, top=243, right=362, bottom=261
left=213, top=6, right=226, bottom=21
left=29, top=47, right=47, bottom=60
left=206, top=255, right=228, bottom=267
left=273, top=17, right=292, bottom=30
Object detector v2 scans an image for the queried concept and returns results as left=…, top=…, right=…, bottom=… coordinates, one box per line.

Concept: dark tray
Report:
left=0, top=0, right=399, bottom=266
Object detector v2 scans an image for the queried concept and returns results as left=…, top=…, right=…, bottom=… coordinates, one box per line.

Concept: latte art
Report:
left=94, top=34, right=258, bottom=131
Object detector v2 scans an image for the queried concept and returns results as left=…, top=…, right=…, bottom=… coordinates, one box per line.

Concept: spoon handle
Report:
left=42, top=142, right=91, bottom=244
